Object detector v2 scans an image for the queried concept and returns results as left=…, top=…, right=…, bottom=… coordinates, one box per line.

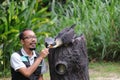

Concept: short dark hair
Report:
left=19, top=28, right=32, bottom=40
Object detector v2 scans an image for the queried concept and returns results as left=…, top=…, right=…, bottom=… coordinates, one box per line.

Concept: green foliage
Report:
left=50, top=0, right=120, bottom=61
left=0, top=0, right=120, bottom=78
left=0, top=0, right=52, bottom=77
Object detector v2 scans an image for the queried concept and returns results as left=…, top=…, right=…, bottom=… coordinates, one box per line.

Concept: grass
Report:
left=89, top=62, right=120, bottom=80
left=0, top=62, right=120, bottom=80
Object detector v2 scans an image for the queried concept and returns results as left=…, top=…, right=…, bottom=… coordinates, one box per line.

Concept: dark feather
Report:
left=55, top=24, right=76, bottom=45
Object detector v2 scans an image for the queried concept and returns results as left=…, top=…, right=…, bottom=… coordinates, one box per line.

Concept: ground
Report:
left=0, top=62, right=120, bottom=80
left=89, top=69, right=120, bottom=80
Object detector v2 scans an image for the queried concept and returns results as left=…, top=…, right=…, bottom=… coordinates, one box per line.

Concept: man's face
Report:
left=21, top=30, right=37, bottom=50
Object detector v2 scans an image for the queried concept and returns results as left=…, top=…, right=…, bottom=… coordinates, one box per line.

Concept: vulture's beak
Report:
left=45, top=37, right=63, bottom=48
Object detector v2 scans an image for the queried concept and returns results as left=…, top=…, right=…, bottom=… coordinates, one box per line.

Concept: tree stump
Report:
left=48, top=34, right=89, bottom=80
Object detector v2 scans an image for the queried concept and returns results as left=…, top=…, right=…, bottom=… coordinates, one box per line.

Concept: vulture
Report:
left=45, top=24, right=76, bottom=48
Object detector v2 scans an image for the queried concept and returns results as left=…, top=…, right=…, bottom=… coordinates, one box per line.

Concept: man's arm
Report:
left=18, top=48, right=49, bottom=77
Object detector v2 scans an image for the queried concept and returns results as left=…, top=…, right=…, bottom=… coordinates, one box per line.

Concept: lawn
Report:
left=89, top=62, right=120, bottom=80
left=1, top=62, right=120, bottom=80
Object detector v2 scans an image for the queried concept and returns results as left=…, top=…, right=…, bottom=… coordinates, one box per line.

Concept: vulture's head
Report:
left=45, top=24, right=76, bottom=48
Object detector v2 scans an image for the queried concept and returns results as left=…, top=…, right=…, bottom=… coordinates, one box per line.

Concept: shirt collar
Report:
left=21, top=48, right=37, bottom=58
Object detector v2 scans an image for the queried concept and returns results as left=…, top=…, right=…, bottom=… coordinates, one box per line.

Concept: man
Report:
left=10, top=29, right=49, bottom=80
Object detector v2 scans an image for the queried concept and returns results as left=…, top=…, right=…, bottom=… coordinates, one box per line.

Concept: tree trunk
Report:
left=48, top=34, right=89, bottom=80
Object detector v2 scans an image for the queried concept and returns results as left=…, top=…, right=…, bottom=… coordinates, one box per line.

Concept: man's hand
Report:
left=39, top=48, right=49, bottom=60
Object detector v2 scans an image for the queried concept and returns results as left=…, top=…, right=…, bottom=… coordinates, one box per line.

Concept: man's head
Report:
left=19, top=29, right=37, bottom=51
